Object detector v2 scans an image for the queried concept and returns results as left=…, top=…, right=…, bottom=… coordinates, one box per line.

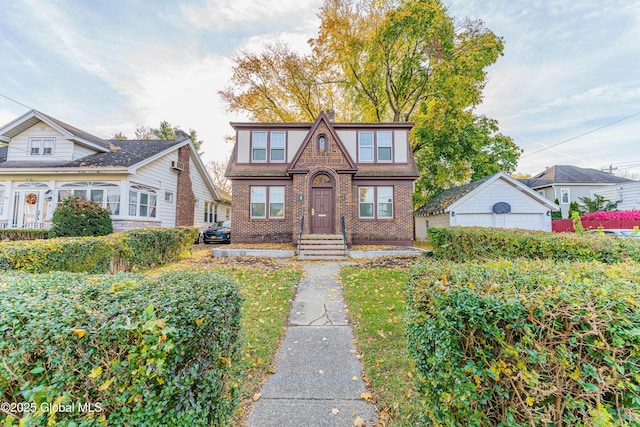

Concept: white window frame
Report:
left=358, top=132, right=374, bottom=162
left=204, top=201, right=215, bottom=222
left=250, top=186, right=285, bottom=219
left=359, top=186, right=394, bottom=219
left=128, top=185, right=158, bottom=218
left=58, top=182, right=121, bottom=216
left=252, top=131, right=267, bottom=162
left=28, top=138, right=55, bottom=156
left=270, top=131, right=286, bottom=162
left=560, top=188, right=570, bottom=204
left=377, top=131, right=393, bottom=162
left=164, top=191, right=174, bottom=203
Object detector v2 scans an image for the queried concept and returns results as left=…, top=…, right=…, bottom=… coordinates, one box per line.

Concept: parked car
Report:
left=202, top=221, right=231, bottom=244
left=587, top=229, right=640, bottom=238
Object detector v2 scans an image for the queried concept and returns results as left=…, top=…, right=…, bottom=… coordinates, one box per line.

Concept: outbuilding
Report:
left=414, top=172, right=559, bottom=240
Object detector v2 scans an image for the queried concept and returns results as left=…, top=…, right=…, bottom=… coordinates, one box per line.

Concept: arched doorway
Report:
left=310, top=173, right=334, bottom=234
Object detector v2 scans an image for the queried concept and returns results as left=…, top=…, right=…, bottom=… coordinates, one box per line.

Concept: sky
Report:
left=1, top=0, right=639, bottom=177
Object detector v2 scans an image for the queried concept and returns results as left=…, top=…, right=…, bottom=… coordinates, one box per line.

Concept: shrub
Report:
left=0, top=229, right=52, bottom=241
left=0, top=270, right=241, bottom=426
left=427, top=226, right=640, bottom=263
left=51, top=196, right=113, bottom=237
left=582, top=210, right=640, bottom=221
left=111, top=227, right=199, bottom=271
left=551, top=198, right=563, bottom=219
left=406, top=259, right=640, bottom=426
left=0, top=237, right=113, bottom=273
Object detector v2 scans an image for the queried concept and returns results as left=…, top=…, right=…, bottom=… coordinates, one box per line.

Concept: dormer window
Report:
left=251, top=130, right=287, bottom=163
left=29, top=138, right=55, bottom=156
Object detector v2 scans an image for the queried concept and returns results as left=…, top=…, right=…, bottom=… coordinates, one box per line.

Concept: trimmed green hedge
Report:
left=0, top=227, right=199, bottom=274
left=0, top=270, right=241, bottom=426
left=0, top=237, right=113, bottom=273
left=111, top=227, right=200, bottom=271
left=427, top=226, right=640, bottom=263
left=406, top=259, right=640, bottom=426
left=0, top=229, right=52, bottom=241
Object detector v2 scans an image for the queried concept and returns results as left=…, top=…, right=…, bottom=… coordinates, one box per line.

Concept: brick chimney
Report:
left=326, top=109, right=335, bottom=122
left=175, top=145, right=195, bottom=226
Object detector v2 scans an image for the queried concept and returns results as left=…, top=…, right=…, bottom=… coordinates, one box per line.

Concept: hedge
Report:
left=406, top=259, right=640, bottom=426
left=0, top=229, right=52, bottom=241
left=427, top=226, right=640, bottom=263
left=0, top=227, right=199, bottom=274
left=0, top=270, right=241, bottom=426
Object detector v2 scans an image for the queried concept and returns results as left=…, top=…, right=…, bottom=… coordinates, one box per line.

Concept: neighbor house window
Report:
left=128, top=185, right=157, bottom=218
left=58, top=182, right=120, bottom=215
left=251, top=186, right=285, bottom=219
left=377, top=131, right=392, bottom=161
left=0, top=187, right=4, bottom=216
left=318, top=134, right=327, bottom=152
left=252, top=131, right=267, bottom=161
left=29, top=138, right=55, bottom=156
left=358, top=132, right=374, bottom=162
left=204, top=201, right=215, bottom=222
left=165, top=191, right=174, bottom=203
left=270, top=131, right=286, bottom=161
left=560, top=188, right=570, bottom=204
left=359, top=186, right=394, bottom=219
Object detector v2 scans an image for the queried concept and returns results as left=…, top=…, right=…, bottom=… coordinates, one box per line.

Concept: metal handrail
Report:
left=341, top=215, right=347, bottom=255
left=297, top=215, right=304, bottom=255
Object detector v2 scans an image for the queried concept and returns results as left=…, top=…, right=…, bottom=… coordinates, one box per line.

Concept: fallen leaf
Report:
left=377, top=330, right=386, bottom=339
left=352, top=376, right=358, bottom=381
left=98, top=377, right=114, bottom=391
left=359, top=391, right=373, bottom=402
left=196, top=317, right=204, bottom=326
left=252, top=393, right=261, bottom=401
left=331, top=408, right=340, bottom=415
left=354, top=416, right=366, bottom=427
left=319, top=370, right=324, bottom=375
left=73, top=329, right=86, bottom=339
left=89, top=366, right=102, bottom=378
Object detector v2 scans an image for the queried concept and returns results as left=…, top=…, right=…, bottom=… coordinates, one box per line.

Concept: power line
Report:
left=0, top=92, right=33, bottom=110
left=522, top=111, right=640, bottom=158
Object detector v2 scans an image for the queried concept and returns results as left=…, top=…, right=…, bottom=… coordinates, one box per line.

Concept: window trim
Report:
left=251, top=131, right=287, bottom=163
left=28, top=137, right=56, bottom=156
left=560, top=188, right=570, bottom=204
left=128, top=185, right=158, bottom=219
left=358, top=186, right=394, bottom=219
left=250, top=186, right=286, bottom=219
left=357, top=131, right=394, bottom=163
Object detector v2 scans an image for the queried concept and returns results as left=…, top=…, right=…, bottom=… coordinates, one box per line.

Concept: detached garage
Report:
left=414, top=172, right=559, bottom=240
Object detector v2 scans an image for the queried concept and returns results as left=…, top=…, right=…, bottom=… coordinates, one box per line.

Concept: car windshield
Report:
left=211, top=221, right=231, bottom=228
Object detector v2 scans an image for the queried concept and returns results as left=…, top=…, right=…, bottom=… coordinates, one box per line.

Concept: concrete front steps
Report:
left=298, top=234, right=347, bottom=261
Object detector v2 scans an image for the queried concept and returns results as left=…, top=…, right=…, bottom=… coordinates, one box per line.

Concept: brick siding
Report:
left=175, top=145, right=195, bottom=227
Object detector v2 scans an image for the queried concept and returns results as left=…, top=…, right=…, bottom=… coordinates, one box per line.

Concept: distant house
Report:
left=521, top=165, right=633, bottom=218
left=592, top=181, right=640, bottom=211
left=0, top=110, right=230, bottom=231
left=414, top=172, right=558, bottom=239
left=225, top=111, right=419, bottom=246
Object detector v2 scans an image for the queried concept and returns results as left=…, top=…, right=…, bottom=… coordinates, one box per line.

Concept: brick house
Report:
left=225, top=112, right=419, bottom=246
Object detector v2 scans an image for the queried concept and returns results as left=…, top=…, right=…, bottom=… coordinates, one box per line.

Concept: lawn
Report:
left=340, top=258, right=421, bottom=426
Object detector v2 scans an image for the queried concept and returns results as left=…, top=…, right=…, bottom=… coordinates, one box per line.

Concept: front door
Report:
left=312, top=188, right=333, bottom=234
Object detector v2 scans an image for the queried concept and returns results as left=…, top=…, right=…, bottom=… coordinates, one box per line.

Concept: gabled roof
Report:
left=415, top=172, right=558, bottom=216
left=0, top=139, right=185, bottom=170
left=287, top=111, right=357, bottom=172
left=522, top=165, right=633, bottom=189
left=0, top=109, right=111, bottom=151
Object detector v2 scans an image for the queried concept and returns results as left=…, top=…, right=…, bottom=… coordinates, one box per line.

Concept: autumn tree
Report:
left=122, top=122, right=203, bottom=152
left=220, top=0, right=522, bottom=203
left=206, top=157, right=232, bottom=194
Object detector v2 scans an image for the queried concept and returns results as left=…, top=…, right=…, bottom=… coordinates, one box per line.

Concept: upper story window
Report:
left=251, top=131, right=287, bottom=163
left=318, top=134, right=327, bottom=152
left=358, top=131, right=394, bottom=162
left=29, top=138, right=55, bottom=156
left=560, top=188, right=570, bottom=204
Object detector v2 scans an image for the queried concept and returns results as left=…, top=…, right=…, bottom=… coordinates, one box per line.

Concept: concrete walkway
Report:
left=248, top=263, right=378, bottom=427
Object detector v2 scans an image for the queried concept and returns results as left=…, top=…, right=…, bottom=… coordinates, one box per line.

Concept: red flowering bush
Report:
left=581, top=210, right=640, bottom=221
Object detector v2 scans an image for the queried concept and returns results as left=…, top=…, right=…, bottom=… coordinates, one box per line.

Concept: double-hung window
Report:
left=252, top=131, right=267, bottom=161
left=560, top=188, right=570, bottom=204
left=377, top=131, right=392, bottom=161
left=251, top=186, right=285, bottom=219
left=359, top=186, right=393, bottom=219
left=128, top=185, right=157, bottom=218
left=358, top=132, right=374, bottom=162
left=358, top=131, right=393, bottom=162
left=29, top=138, right=55, bottom=156
left=270, top=131, right=286, bottom=161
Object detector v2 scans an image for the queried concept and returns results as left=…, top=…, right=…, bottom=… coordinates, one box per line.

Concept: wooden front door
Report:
left=311, top=188, right=333, bottom=234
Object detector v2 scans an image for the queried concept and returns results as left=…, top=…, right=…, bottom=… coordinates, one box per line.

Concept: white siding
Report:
left=393, top=130, right=408, bottom=163
left=134, top=152, right=179, bottom=227
left=336, top=130, right=357, bottom=160
left=593, top=182, right=640, bottom=211
left=237, top=130, right=250, bottom=163
left=7, top=124, right=71, bottom=162
left=190, top=155, right=218, bottom=230
left=287, top=130, right=308, bottom=162
left=72, top=144, right=97, bottom=159
left=450, top=178, right=551, bottom=231
left=414, top=213, right=450, bottom=240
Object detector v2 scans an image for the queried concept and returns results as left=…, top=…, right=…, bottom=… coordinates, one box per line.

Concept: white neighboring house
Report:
left=592, top=181, right=640, bottom=211
left=414, top=172, right=559, bottom=240
left=0, top=110, right=231, bottom=231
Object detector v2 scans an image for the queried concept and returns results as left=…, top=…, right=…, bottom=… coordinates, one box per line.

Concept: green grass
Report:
left=341, top=266, right=421, bottom=426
